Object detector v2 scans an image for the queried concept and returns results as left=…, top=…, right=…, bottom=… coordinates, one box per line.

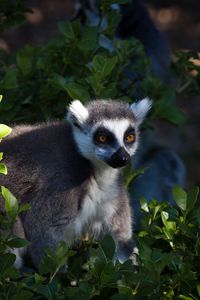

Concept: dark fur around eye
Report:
left=93, top=127, right=116, bottom=146
left=124, top=126, right=136, bottom=145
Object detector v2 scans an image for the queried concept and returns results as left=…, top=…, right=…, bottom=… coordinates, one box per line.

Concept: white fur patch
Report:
left=99, top=119, right=134, bottom=146
left=130, top=98, right=152, bottom=126
left=10, top=247, right=26, bottom=269
left=68, top=100, right=89, bottom=125
left=71, top=127, right=96, bottom=162
left=76, top=168, right=118, bottom=234
left=65, top=168, right=118, bottom=242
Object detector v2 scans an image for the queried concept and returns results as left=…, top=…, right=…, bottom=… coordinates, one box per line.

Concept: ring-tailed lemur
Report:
left=0, top=98, right=151, bottom=269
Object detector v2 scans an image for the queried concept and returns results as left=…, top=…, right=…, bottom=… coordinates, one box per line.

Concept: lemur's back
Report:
left=0, top=122, right=93, bottom=206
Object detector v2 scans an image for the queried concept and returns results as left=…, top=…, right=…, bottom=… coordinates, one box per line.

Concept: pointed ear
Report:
left=130, top=98, right=152, bottom=126
left=67, top=100, right=89, bottom=128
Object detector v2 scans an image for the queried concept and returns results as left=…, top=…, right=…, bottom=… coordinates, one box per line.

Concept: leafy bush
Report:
left=0, top=181, right=199, bottom=299
left=0, top=0, right=30, bottom=34
left=0, top=96, right=12, bottom=175
left=0, top=0, right=189, bottom=125
left=172, top=50, right=200, bottom=96
left=0, top=95, right=30, bottom=298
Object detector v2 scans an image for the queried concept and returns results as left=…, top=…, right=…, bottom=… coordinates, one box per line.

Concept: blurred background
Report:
left=0, top=0, right=199, bottom=188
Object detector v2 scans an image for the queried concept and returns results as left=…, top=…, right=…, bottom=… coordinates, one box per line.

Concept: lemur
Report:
left=0, top=98, right=151, bottom=270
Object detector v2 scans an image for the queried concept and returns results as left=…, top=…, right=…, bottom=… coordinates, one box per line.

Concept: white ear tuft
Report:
left=67, top=100, right=89, bottom=126
left=130, top=98, right=152, bottom=126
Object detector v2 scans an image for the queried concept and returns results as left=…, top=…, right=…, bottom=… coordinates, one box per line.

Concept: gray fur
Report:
left=86, top=100, right=136, bottom=125
left=0, top=99, right=151, bottom=269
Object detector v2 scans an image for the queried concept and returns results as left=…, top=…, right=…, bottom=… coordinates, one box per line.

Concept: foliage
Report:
left=0, top=0, right=31, bottom=34
left=0, top=182, right=199, bottom=299
left=0, top=0, right=188, bottom=125
left=172, top=50, right=200, bottom=95
left=0, top=95, right=12, bottom=176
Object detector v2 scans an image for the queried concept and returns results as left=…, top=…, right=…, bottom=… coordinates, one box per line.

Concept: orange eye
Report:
left=98, top=134, right=107, bottom=143
left=125, top=134, right=135, bottom=143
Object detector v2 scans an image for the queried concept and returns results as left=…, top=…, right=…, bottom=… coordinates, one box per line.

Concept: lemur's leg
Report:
left=22, top=205, right=74, bottom=271
left=109, top=194, right=138, bottom=264
left=11, top=217, right=27, bottom=269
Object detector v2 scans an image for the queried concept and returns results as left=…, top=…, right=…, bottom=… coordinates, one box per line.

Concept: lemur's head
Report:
left=67, top=99, right=152, bottom=169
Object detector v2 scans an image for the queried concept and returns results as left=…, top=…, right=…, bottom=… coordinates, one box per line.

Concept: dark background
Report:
left=0, top=0, right=199, bottom=188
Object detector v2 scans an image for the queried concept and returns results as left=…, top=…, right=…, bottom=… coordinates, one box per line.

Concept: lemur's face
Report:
left=67, top=99, right=151, bottom=169
left=92, top=119, right=136, bottom=168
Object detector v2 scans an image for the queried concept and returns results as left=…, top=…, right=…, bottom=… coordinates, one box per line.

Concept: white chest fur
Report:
left=66, top=168, right=119, bottom=242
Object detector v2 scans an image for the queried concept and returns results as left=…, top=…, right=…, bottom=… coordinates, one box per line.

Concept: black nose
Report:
left=107, top=147, right=130, bottom=168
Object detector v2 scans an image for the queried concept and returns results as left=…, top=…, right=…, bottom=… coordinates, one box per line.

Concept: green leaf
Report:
left=100, top=235, right=116, bottom=260
left=140, top=197, right=149, bottom=213
left=177, top=296, right=194, bottom=300
left=7, top=237, right=29, bottom=248
left=0, top=152, right=3, bottom=160
left=36, top=281, right=58, bottom=300
left=112, top=293, right=132, bottom=300
left=34, top=273, right=46, bottom=285
left=86, top=251, right=107, bottom=277
left=92, top=55, right=118, bottom=77
left=1, top=186, right=18, bottom=217
left=55, top=241, right=75, bottom=268
left=100, top=261, right=116, bottom=286
left=78, top=26, right=98, bottom=51
left=58, top=21, right=76, bottom=40
left=197, top=284, right=200, bottom=296
left=163, top=227, right=172, bottom=240
left=161, top=211, right=176, bottom=241
left=18, top=203, right=31, bottom=214
left=161, top=211, right=169, bottom=227
left=100, top=82, right=117, bottom=98
left=0, top=253, right=16, bottom=278
left=65, top=82, right=90, bottom=101
left=10, top=290, right=33, bottom=300
left=64, top=285, right=90, bottom=299
left=166, top=221, right=176, bottom=232
left=51, top=74, right=67, bottom=90
left=1, top=68, right=18, bottom=89
left=39, top=253, right=56, bottom=275
left=125, top=166, right=146, bottom=188
left=173, top=186, right=187, bottom=211
left=17, top=48, right=32, bottom=76
left=4, top=265, right=20, bottom=280
left=104, top=10, right=121, bottom=35
left=0, top=94, right=2, bottom=102
left=118, top=280, right=137, bottom=297
left=0, top=163, right=7, bottom=174
left=187, top=186, right=199, bottom=210
left=0, top=124, right=12, bottom=138
left=154, top=99, right=187, bottom=126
